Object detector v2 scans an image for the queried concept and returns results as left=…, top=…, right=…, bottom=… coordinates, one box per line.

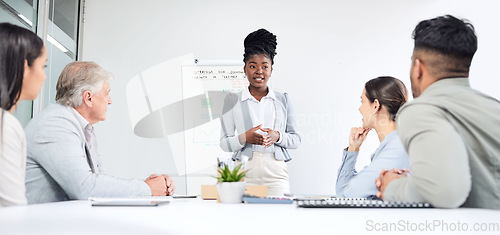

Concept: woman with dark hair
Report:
left=0, top=23, right=47, bottom=206
left=336, top=76, right=409, bottom=198
left=220, top=29, right=301, bottom=196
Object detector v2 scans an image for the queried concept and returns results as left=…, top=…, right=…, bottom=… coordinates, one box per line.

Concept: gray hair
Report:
left=55, top=61, right=113, bottom=108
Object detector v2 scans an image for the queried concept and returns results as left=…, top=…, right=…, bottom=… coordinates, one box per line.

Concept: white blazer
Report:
left=219, top=91, right=301, bottom=161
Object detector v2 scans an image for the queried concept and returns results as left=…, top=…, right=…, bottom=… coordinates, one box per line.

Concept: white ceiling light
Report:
left=18, top=14, right=32, bottom=27
left=47, top=35, right=68, bottom=53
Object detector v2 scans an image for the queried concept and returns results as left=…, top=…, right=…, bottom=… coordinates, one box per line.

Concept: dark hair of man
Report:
left=365, top=76, right=408, bottom=122
left=413, top=15, right=477, bottom=76
left=0, top=23, right=43, bottom=111
left=243, top=28, right=277, bottom=65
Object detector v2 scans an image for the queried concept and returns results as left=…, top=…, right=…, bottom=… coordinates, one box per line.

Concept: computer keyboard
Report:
left=296, top=198, right=432, bottom=208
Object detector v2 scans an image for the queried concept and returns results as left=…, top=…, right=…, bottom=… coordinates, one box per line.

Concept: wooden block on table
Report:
left=201, top=185, right=218, bottom=200
left=201, top=184, right=268, bottom=201
left=244, top=185, right=268, bottom=198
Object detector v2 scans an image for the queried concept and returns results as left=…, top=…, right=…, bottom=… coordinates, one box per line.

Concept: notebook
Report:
left=242, top=194, right=294, bottom=204
left=91, top=201, right=168, bottom=207
left=89, top=196, right=173, bottom=206
left=89, top=196, right=173, bottom=202
left=296, top=198, right=432, bottom=208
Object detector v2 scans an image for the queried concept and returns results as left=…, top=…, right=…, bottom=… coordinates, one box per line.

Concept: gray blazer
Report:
left=25, top=103, right=150, bottom=204
left=219, top=91, right=301, bottom=161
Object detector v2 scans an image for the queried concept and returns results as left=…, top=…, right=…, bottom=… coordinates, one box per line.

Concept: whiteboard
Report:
left=126, top=57, right=250, bottom=194
left=182, top=63, right=250, bottom=194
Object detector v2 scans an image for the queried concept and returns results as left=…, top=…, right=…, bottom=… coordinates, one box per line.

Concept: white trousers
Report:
left=238, top=152, right=290, bottom=196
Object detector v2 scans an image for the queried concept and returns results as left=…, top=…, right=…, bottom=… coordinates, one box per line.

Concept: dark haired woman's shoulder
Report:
left=1, top=109, right=24, bottom=140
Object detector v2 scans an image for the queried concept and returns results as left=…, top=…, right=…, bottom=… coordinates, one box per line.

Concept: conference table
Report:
left=1, top=197, right=499, bottom=235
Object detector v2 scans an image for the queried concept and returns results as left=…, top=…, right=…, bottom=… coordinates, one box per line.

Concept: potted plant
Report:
left=215, top=163, right=247, bottom=203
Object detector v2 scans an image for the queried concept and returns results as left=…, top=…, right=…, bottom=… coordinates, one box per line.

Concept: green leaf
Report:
left=235, top=171, right=246, bottom=182
left=215, top=163, right=248, bottom=182
left=230, top=167, right=239, bottom=181
left=233, top=164, right=242, bottom=172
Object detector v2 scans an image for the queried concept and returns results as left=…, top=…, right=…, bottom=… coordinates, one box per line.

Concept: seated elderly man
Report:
left=25, top=61, right=175, bottom=204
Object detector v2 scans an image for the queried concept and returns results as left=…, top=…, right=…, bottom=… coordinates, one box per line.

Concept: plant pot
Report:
left=216, top=181, right=246, bottom=203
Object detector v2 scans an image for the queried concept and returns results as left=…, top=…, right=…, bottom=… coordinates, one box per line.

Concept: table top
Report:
left=1, top=198, right=499, bottom=235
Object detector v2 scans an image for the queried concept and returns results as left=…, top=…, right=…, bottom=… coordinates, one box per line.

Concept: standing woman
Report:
left=220, top=29, right=301, bottom=196
left=0, top=23, right=47, bottom=206
left=336, top=76, right=409, bottom=198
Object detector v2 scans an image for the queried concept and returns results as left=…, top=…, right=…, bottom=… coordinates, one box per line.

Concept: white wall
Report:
left=81, top=0, right=500, bottom=195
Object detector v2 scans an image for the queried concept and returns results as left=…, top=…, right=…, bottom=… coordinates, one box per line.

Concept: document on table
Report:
left=88, top=196, right=173, bottom=202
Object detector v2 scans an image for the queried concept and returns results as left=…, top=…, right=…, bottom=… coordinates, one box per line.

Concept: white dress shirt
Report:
left=241, top=87, right=280, bottom=153
left=220, top=89, right=301, bottom=161
left=71, top=109, right=101, bottom=174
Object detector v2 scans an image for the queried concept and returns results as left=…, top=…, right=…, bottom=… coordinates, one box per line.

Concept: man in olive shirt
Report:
left=376, top=15, right=500, bottom=209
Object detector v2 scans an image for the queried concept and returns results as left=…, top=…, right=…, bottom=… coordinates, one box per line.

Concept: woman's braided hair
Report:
left=243, top=28, right=277, bottom=64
